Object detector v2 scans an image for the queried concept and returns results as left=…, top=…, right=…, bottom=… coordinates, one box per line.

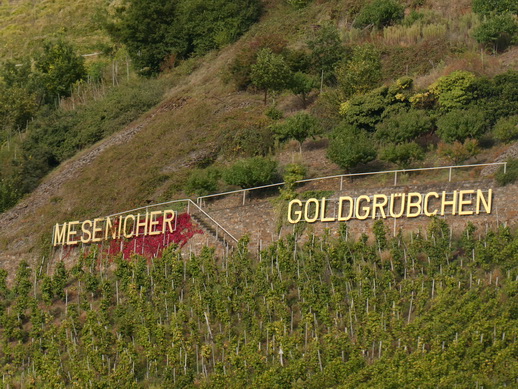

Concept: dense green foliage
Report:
left=336, top=45, right=382, bottom=99
left=185, top=168, right=221, bottom=196
left=493, top=115, right=518, bottom=143
left=380, top=141, right=424, bottom=168
left=223, top=157, right=279, bottom=188
left=472, top=0, right=518, bottom=16
left=0, top=222, right=516, bottom=387
left=327, top=125, right=377, bottom=172
left=353, top=0, right=405, bottom=29
left=108, top=0, right=261, bottom=75
left=495, top=158, right=518, bottom=186
left=472, top=13, right=518, bottom=52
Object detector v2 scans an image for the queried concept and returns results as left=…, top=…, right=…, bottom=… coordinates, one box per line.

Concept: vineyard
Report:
left=0, top=218, right=516, bottom=387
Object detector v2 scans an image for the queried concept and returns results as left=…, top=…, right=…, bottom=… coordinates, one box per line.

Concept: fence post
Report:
left=187, top=201, right=190, bottom=214
left=504, top=162, right=507, bottom=174
left=243, top=190, right=246, bottom=206
left=394, top=171, right=398, bottom=186
left=448, top=167, right=452, bottom=182
left=340, top=176, right=343, bottom=191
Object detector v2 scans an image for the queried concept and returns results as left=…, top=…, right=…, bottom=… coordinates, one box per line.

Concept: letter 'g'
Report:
left=288, top=199, right=303, bottom=224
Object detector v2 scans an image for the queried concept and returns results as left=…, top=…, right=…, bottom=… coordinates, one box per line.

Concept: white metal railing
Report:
left=187, top=200, right=238, bottom=245
left=196, top=162, right=507, bottom=207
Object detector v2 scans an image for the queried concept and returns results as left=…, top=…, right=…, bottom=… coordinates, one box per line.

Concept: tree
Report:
left=336, top=45, right=382, bottom=99
left=273, top=112, right=322, bottom=152
left=473, top=13, right=518, bottom=53
left=307, top=24, right=346, bottom=85
left=108, top=0, right=261, bottom=75
left=327, top=124, right=377, bottom=172
left=251, top=48, right=292, bottom=104
left=290, top=72, right=317, bottom=108
left=107, top=0, right=179, bottom=75
left=35, top=40, right=86, bottom=103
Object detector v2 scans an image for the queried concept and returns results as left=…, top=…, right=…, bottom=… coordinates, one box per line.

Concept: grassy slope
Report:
left=0, top=0, right=517, bottom=268
left=0, top=0, right=109, bottom=60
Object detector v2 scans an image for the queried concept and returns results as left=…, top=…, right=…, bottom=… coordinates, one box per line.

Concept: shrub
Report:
left=273, top=112, right=322, bottom=152
left=353, top=0, right=405, bottom=29
left=429, top=70, right=477, bottom=111
left=185, top=168, right=221, bottom=196
left=493, top=115, right=518, bottom=143
left=436, top=109, right=488, bottom=143
left=472, top=0, right=518, bottom=16
left=380, top=142, right=424, bottom=168
left=222, top=123, right=275, bottom=157
left=336, top=44, right=382, bottom=99
left=223, top=157, right=279, bottom=188
left=265, top=106, right=284, bottom=120
left=437, top=139, right=479, bottom=163
left=495, top=159, right=518, bottom=186
left=340, top=87, right=389, bottom=131
left=290, top=72, right=317, bottom=108
left=327, top=124, right=377, bottom=172
left=375, top=109, right=434, bottom=143
left=0, top=178, right=19, bottom=213
left=473, top=13, right=518, bottom=52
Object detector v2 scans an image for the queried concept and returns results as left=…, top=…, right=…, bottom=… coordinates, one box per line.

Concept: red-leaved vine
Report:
left=105, top=212, right=202, bottom=259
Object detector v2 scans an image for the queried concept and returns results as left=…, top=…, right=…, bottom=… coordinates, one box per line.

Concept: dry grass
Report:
left=0, top=0, right=109, bottom=59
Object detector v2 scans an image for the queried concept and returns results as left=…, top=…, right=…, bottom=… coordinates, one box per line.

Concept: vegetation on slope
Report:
left=0, top=0, right=518, bottom=259
left=0, top=220, right=517, bottom=387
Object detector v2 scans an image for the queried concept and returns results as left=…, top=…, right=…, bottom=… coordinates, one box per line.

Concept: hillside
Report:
left=0, top=0, right=517, bottom=387
left=0, top=0, right=517, bottom=270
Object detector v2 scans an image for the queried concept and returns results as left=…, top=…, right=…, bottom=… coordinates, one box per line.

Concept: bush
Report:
left=185, top=168, right=221, bottom=196
left=429, top=70, right=477, bottom=111
left=336, top=44, right=382, bottom=99
left=495, top=159, right=518, bottom=186
left=381, top=142, right=424, bottom=168
left=437, top=139, right=479, bottom=164
left=436, top=108, right=488, bottom=143
left=493, top=115, right=518, bottom=143
left=375, top=109, right=433, bottom=143
left=223, top=157, right=279, bottom=188
left=473, top=13, right=518, bottom=52
left=327, top=124, right=377, bottom=172
left=221, top=123, right=275, bottom=157
left=0, top=178, right=19, bottom=213
left=340, top=87, right=389, bottom=131
left=353, top=0, right=405, bottom=29
left=472, top=0, right=518, bottom=16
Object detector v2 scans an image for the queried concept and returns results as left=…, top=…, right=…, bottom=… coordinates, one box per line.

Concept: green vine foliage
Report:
left=0, top=221, right=516, bottom=387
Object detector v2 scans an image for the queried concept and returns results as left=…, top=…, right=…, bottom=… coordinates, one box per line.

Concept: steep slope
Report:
left=0, top=45, right=267, bottom=271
